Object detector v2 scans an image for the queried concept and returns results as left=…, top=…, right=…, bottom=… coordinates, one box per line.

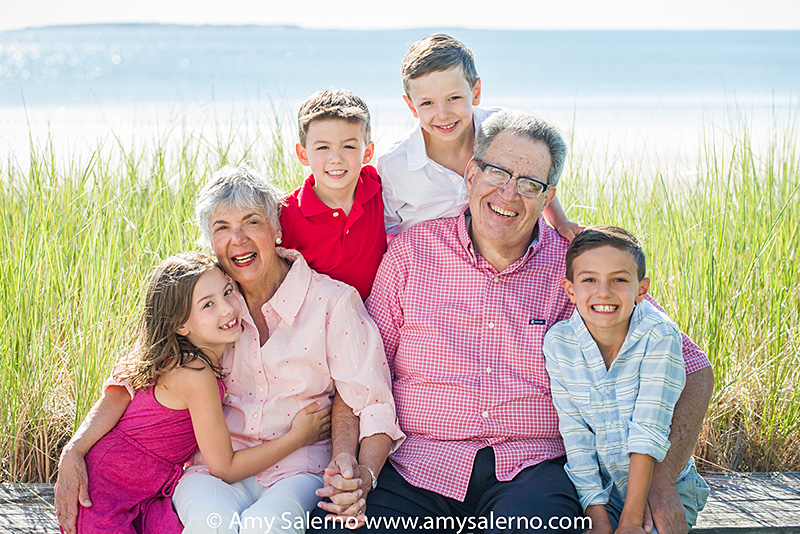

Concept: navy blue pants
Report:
left=308, top=449, right=584, bottom=533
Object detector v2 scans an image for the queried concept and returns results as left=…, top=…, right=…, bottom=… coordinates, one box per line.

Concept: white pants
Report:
left=173, top=472, right=324, bottom=534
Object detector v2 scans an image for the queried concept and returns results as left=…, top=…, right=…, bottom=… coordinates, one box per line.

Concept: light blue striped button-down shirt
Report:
left=543, top=300, right=686, bottom=510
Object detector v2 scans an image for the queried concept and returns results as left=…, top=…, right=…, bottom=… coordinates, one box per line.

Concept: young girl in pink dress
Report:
left=74, top=252, right=331, bottom=534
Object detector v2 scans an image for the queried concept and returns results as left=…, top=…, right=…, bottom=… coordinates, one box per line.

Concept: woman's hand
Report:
left=54, top=445, right=92, bottom=534
left=289, top=401, right=332, bottom=446
left=54, top=384, right=132, bottom=534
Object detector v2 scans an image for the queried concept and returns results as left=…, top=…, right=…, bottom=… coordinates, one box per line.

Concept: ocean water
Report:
left=1, top=25, right=798, bottom=163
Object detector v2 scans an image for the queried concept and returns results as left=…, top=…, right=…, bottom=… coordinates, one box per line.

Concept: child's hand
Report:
left=556, top=219, right=586, bottom=242
left=290, top=401, right=332, bottom=446
left=584, top=524, right=615, bottom=534
left=584, top=505, right=614, bottom=534
left=614, top=525, right=647, bottom=534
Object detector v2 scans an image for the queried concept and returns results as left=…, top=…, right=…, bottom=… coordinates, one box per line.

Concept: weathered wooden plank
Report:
left=691, top=472, right=800, bottom=532
left=2, top=474, right=800, bottom=533
left=0, top=483, right=59, bottom=534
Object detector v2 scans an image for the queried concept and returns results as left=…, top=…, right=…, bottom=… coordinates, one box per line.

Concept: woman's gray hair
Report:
left=474, top=110, right=568, bottom=187
left=195, top=166, right=284, bottom=247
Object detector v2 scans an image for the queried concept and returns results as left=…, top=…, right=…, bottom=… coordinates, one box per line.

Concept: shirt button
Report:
left=481, top=411, right=489, bottom=418
left=488, top=322, right=495, bottom=329
left=259, top=387, right=264, bottom=392
left=253, top=413, right=258, bottom=418
left=463, top=195, right=468, bottom=200
left=346, top=230, right=350, bottom=234
left=492, top=276, right=499, bottom=283
left=333, top=212, right=340, bottom=218
left=486, top=366, right=492, bottom=374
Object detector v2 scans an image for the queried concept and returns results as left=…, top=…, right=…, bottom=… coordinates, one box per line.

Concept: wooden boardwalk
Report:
left=1, top=472, right=799, bottom=533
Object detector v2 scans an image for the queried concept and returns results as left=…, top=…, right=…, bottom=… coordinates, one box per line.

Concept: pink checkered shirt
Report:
left=365, top=213, right=710, bottom=501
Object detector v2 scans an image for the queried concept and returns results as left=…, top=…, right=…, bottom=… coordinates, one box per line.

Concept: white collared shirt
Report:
left=377, top=106, right=502, bottom=234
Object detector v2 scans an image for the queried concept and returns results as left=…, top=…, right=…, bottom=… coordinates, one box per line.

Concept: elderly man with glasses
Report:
left=313, top=110, right=713, bottom=534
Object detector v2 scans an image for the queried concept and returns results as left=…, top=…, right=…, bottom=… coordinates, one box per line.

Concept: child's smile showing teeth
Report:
left=326, top=169, right=347, bottom=178
left=591, top=304, right=619, bottom=313
left=435, top=121, right=459, bottom=133
left=220, top=317, right=239, bottom=330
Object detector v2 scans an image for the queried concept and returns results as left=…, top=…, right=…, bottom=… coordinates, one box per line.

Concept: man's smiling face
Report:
left=466, top=131, right=556, bottom=265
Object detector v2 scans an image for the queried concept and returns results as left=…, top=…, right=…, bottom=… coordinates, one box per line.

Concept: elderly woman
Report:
left=55, top=166, right=403, bottom=534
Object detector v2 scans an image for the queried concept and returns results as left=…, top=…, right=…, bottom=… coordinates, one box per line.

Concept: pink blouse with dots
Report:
left=183, top=248, right=403, bottom=487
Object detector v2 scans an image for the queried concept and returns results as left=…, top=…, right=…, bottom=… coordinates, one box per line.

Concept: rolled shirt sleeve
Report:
left=627, top=323, right=685, bottom=461
left=327, top=286, right=405, bottom=450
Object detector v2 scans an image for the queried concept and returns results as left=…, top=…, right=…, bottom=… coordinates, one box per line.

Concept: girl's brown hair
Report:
left=114, top=251, right=226, bottom=391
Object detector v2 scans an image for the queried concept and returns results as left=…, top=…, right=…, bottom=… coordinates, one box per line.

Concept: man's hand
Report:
left=316, top=452, right=368, bottom=527
left=54, top=446, right=92, bottom=534
left=644, top=467, right=686, bottom=534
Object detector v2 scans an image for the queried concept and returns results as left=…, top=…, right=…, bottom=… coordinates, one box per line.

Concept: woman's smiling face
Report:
left=208, top=204, right=281, bottom=290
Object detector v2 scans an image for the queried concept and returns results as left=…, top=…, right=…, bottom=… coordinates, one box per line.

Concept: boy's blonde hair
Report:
left=297, top=88, right=371, bottom=146
left=401, top=34, right=479, bottom=96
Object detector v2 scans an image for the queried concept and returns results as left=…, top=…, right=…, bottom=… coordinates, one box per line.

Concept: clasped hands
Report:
left=315, top=452, right=372, bottom=529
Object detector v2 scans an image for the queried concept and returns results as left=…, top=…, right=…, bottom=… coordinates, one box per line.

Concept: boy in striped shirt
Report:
left=543, top=226, right=708, bottom=534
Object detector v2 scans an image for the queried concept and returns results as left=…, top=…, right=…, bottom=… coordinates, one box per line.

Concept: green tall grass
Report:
left=1, top=114, right=797, bottom=482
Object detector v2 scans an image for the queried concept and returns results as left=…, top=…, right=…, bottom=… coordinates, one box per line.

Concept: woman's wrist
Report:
left=61, top=439, right=88, bottom=459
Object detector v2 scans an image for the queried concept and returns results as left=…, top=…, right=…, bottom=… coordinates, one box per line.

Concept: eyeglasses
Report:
left=474, top=160, right=549, bottom=198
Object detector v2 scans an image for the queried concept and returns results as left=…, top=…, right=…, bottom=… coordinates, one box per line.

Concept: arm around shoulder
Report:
left=55, top=385, right=132, bottom=534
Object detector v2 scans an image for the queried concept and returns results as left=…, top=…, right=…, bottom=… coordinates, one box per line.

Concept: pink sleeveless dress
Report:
left=75, top=379, right=224, bottom=534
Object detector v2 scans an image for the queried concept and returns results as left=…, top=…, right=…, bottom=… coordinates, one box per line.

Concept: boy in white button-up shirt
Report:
left=543, top=226, right=708, bottom=534
left=378, top=33, right=580, bottom=238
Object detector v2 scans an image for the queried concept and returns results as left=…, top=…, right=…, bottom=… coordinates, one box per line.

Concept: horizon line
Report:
left=3, top=22, right=800, bottom=33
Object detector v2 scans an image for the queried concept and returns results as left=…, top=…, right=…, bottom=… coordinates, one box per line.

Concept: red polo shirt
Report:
left=281, top=164, right=387, bottom=301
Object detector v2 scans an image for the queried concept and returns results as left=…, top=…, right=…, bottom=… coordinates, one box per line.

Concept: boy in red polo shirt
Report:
left=281, top=88, right=384, bottom=301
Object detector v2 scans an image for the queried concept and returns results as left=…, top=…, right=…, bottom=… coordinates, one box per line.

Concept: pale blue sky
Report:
left=3, top=0, right=800, bottom=31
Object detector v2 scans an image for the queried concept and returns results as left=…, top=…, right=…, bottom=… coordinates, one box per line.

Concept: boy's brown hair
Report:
left=297, top=88, right=371, bottom=146
left=401, top=34, right=479, bottom=96
left=565, top=225, right=647, bottom=282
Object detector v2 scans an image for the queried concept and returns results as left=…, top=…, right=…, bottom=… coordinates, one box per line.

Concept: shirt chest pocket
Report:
left=613, top=373, right=640, bottom=422
left=567, top=387, right=597, bottom=428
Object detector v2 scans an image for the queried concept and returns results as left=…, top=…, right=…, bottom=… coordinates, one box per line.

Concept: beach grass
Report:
left=1, top=113, right=798, bottom=482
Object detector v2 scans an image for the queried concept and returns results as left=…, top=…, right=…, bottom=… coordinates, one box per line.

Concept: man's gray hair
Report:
left=195, top=166, right=284, bottom=247
left=474, top=110, right=568, bottom=187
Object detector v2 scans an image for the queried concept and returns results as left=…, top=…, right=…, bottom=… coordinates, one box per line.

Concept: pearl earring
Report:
left=275, top=236, right=283, bottom=245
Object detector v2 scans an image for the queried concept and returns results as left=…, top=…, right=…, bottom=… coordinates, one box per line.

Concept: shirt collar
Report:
left=568, top=299, right=653, bottom=355
left=405, top=124, right=429, bottom=172
left=258, top=248, right=311, bottom=326
left=295, top=167, right=380, bottom=218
